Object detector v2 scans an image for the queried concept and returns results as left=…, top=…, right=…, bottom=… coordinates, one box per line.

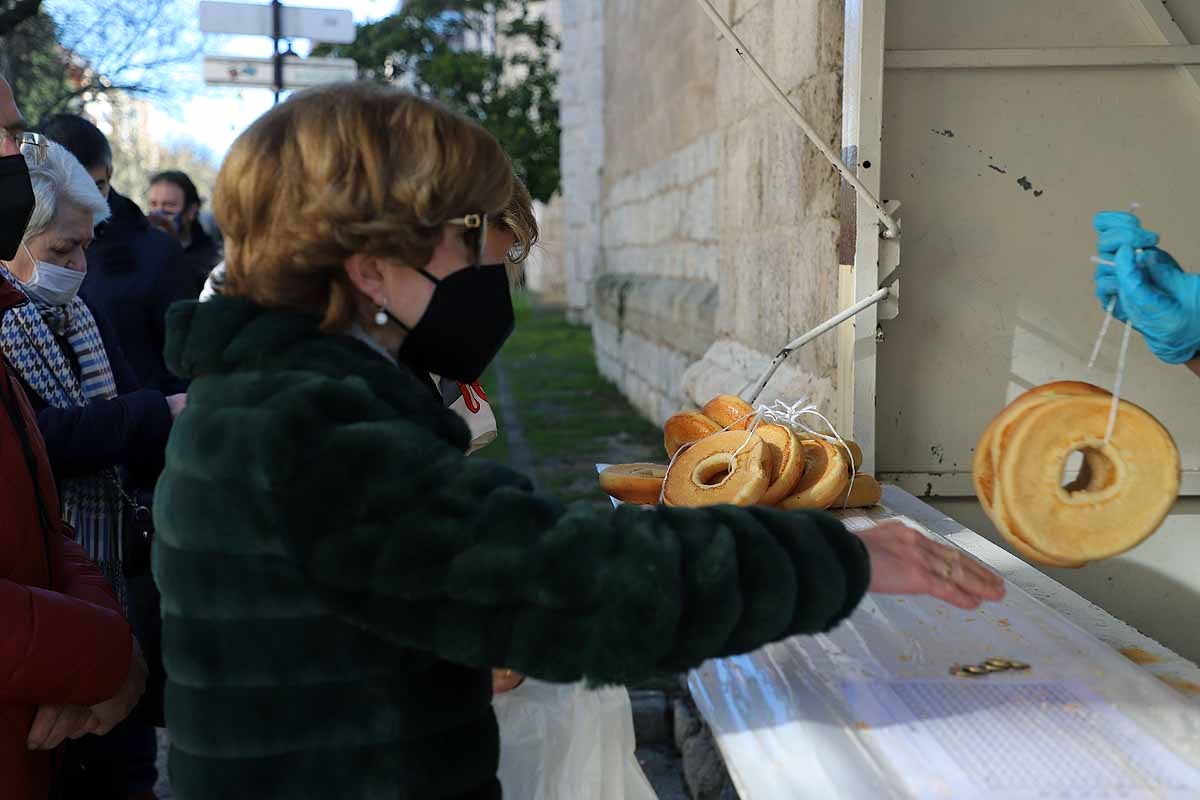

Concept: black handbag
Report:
left=114, top=476, right=154, bottom=580
left=121, top=497, right=154, bottom=579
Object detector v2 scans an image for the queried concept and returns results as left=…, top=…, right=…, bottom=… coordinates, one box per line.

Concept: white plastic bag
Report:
left=437, top=377, right=498, bottom=455
left=494, top=679, right=659, bottom=800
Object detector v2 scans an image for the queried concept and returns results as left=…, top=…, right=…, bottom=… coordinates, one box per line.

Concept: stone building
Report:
left=559, top=0, right=847, bottom=424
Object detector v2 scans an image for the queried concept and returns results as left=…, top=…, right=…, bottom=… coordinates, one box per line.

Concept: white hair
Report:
left=23, top=140, right=110, bottom=241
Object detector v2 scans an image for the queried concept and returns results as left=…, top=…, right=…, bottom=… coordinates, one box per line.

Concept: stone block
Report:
left=673, top=696, right=702, bottom=752
left=717, top=215, right=840, bottom=360
left=563, top=0, right=844, bottom=430
left=680, top=337, right=841, bottom=428
left=681, top=723, right=737, bottom=800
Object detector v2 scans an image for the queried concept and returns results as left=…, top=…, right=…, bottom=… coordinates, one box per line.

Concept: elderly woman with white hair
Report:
left=0, top=140, right=183, bottom=800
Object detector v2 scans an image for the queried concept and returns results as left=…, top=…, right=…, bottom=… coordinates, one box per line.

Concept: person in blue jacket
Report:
left=38, top=113, right=193, bottom=395
left=1093, top=211, right=1200, bottom=377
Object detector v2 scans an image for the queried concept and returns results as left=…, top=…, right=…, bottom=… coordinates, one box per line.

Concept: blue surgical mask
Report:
left=151, top=209, right=184, bottom=233
left=19, top=245, right=85, bottom=307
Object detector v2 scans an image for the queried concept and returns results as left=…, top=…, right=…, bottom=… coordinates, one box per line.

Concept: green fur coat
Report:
left=153, top=295, right=871, bottom=800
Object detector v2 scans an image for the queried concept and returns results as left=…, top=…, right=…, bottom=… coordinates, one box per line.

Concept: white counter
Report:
left=688, top=487, right=1200, bottom=799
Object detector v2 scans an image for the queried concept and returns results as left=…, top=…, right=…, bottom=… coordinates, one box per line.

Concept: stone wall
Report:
left=523, top=195, right=566, bottom=306
left=562, top=0, right=848, bottom=424
left=559, top=1, right=606, bottom=323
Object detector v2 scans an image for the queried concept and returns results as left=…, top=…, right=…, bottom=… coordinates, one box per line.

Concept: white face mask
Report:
left=19, top=244, right=85, bottom=307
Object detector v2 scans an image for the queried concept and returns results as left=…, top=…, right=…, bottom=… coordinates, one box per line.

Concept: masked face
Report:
left=390, top=263, right=514, bottom=383
left=4, top=202, right=93, bottom=307
left=378, top=213, right=515, bottom=383
left=0, top=154, right=35, bottom=261
left=19, top=244, right=85, bottom=306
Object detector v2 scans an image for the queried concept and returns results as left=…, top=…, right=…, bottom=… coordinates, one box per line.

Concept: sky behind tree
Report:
left=43, top=0, right=398, bottom=164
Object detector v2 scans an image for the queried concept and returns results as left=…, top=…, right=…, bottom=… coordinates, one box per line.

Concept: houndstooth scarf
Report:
left=0, top=267, right=125, bottom=604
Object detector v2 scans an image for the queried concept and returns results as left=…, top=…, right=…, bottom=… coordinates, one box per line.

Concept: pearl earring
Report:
left=374, top=306, right=389, bottom=326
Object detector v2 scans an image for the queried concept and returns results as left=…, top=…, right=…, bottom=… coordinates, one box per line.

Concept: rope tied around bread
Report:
left=659, top=398, right=858, bottom=508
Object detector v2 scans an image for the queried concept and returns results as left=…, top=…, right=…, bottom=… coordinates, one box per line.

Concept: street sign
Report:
left=203, top=55, right=358, bottom=89
left=199, top=1, right=356, bottom=43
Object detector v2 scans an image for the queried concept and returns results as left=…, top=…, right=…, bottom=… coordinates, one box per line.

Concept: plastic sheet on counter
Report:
left=688, top=503, right=1200, bottom=800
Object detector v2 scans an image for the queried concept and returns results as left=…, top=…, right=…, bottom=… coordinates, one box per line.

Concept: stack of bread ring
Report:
left=973, top=381, right=1180, bottom=567
left=599, top=394, right=884, bottom=510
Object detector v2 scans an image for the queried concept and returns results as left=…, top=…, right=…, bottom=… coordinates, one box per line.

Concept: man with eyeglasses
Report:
left=0, top=75, right=147, bottom=800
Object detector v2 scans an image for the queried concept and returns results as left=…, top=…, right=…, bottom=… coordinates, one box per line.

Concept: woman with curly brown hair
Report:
left=153, top=83, right=1003, bottom=800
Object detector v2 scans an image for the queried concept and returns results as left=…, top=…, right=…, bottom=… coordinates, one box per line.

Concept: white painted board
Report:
left=198, top=1, right=355, bottom=43
left=852, top=0, right=1200, bottom=496
left=203, top=55, right=358, bottom=89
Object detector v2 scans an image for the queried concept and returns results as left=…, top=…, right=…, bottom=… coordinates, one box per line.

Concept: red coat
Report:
left=0, top=281, right=133, bottom=799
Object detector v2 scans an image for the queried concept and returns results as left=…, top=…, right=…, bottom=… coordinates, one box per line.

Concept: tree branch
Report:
left=0, top=0, right=42, bottom=38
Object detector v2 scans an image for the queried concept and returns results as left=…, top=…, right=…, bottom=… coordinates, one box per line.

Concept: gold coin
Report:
left=981, top=663, right=1009, bottom=672
left=962, top=665, right=990, bottom=675
left=1006, top=660, right=1031, bottom=671
left=984, top=658, right=1013, bottom=669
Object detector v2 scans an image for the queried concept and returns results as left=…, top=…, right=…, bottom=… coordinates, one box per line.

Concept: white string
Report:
left=757, top=399, right=858, bottom=508
left=658, top=399, right=857, bottom=507
left=1107, top=322, right=1132, bottom=443
left=1086, top=297, right=1116, bottom=374
left=689, top=0, right=900, bottom=239
left=1087, top=203, right=1140, bottom=441
left=659, top=410, right=765, bottom=503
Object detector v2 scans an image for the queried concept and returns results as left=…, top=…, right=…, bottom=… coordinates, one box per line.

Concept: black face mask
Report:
left=0, top=154, right=35, bottom=262
left=392, top=263, right=515, bottom=383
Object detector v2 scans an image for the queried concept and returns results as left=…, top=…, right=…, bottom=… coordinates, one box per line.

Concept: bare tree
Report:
left=1, top=0, right=200, bottom=122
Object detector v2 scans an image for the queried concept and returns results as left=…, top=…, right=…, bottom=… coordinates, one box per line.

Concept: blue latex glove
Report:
left=1092, top=211, right=1158, bottom=321
left=1093, top=211, right=1159, bottom=257
left=1114, top=244, right=1200, bottom=364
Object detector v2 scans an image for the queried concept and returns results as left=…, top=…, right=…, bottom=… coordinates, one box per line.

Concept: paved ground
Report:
left=636, top=744, right=690, bottom=800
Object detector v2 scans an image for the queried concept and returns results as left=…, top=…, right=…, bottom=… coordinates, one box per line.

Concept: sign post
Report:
left=271, top=0, right=282, bottom=103
left=202, top=55, right=359, bottom=89
left=198, top=0, right=357, bottom=102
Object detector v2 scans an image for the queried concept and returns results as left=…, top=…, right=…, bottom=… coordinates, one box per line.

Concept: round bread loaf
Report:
left=599, top=463, right=668, bottom=505
left=663, top=411, right=722, bottom=458
left=834, top=474, right=882, bottom=509
left=778, top=439, right=850, bottom=510
left=701, top=394, right=757, bottom=431
left=757, top=424, right=806, bottom=506
left=998, top=395, right=1179, bottom=563
left=663, top=430, right=770, bottom=507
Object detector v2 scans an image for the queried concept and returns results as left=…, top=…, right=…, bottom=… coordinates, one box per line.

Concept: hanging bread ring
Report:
left=998, top=395, right=1179, bottom=563
left=663, top=412, right=723, bottom=458
left=757, top=424, right=806, bottom=506
left=701, top=394, right=757, bottom=431
left=777, top=439, right=850, bottom=510
left=973, top=381, right=1109, bottom=515
left=663, top=430, right=770, bottom=507
left=598, top=463, right=668, bottom=505
left=975, top=382, right=1110, bottom=567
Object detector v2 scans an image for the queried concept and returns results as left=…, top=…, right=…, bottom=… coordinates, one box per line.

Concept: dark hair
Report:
left=150, top=170, right=201, bottom=210
left=37, top=114, right=112, bottom=170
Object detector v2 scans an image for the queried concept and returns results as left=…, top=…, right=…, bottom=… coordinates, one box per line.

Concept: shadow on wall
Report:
left=929, top=497, right=1200, bottom=665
